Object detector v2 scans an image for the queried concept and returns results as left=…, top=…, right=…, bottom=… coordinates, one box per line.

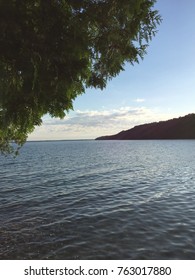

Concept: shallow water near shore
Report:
left=1, top=140, right=195, bottom=259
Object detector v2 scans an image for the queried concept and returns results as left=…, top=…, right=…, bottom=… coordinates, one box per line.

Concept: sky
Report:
left=28, top=0, right=195, bottom=141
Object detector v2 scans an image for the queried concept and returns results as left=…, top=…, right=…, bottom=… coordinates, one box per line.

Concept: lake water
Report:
left=1, top=140, right=195, bottom=260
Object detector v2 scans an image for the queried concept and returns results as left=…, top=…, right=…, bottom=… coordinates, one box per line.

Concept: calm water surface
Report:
left=1, top=140, right=195, bottom=259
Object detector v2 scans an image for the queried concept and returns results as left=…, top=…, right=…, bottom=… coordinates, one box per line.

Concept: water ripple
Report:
left=1, top=140, right=195, bottom=259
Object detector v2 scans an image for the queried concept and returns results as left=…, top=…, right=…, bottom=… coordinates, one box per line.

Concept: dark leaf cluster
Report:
left=0, top=0, right=161, bottom=155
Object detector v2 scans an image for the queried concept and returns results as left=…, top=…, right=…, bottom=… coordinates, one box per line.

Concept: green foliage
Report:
left=0, top=0, right=161, bottom=155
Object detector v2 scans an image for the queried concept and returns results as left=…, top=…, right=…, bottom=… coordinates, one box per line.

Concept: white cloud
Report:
left=134, top=98, right=145, bottom=103
left=28, top=107, right=180, bottom=140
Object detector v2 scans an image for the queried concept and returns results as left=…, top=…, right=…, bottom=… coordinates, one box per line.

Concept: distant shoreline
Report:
left=96, top=113, right=195, bottom=140
left=26, top=139, right=195, bottom=143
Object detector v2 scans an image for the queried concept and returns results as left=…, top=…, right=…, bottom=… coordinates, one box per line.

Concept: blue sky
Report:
left=29, top=0, right=195, bottom=140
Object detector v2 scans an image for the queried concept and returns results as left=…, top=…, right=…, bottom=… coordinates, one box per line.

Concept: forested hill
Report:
left=96, top=114, right=195, bottom=140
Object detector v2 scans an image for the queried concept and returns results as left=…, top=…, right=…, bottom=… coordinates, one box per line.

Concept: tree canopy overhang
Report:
left=0, top=0, right=161, bottom=155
